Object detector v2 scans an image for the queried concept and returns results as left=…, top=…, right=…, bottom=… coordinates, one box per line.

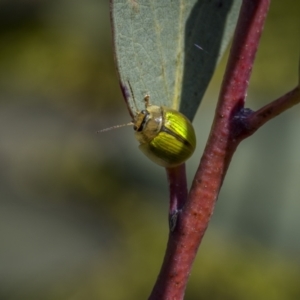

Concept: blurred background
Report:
left=0, top=0, right=299, bottom=299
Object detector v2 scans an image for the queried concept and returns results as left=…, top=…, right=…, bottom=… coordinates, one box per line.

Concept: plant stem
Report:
left=245, top=87, right=300, bottom=135
left=166, top=165, right=188, bottom=231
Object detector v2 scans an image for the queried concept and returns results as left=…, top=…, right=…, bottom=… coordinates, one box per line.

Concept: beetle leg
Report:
left=144, top=94, right=150, bottom=108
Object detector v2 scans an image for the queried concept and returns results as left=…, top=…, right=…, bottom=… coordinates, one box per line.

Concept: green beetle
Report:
left=133, top=95, right=196, bottom=168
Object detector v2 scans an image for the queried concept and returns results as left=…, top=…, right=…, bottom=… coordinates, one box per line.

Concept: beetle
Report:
left=100, top=91, right=196, bottom=168
left=132, top=95, right=196, bottom=168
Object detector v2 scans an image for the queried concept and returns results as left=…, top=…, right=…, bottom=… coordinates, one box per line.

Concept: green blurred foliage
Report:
left=0, top=1, right=299, bottom=300
left=0, top=0, right=119, bottom=113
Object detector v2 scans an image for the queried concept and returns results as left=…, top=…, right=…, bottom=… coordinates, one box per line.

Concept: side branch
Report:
left=166, top=164, right=188, bottom=230
left=246, top=87, right=300, bottom=134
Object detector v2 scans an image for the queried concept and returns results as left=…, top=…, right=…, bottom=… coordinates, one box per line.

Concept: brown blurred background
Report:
left=0, top=0, right=299, bottom=299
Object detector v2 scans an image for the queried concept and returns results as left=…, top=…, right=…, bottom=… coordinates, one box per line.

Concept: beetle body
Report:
left=133, top=105, right=196, bottom=168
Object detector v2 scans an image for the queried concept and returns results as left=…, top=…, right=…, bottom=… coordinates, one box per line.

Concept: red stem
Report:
left=149, top=0, right=271, bottom=299
left=166, top=164, right=188, bottom=215
left=246, top=86, right=300, bottom=135
left=166, top=165, right=188, bottom=232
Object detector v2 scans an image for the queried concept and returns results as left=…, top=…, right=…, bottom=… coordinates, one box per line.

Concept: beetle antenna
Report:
left=97, top=122, right=134, bottom=133
left=128, top=81, right=139, bottom=112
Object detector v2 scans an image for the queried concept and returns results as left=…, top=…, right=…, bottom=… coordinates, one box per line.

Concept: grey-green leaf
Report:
left=111, top=0, right=242, bottom=121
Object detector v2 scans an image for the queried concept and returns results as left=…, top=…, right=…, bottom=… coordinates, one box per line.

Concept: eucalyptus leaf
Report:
left=111, top=0, right=242, bottom=121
